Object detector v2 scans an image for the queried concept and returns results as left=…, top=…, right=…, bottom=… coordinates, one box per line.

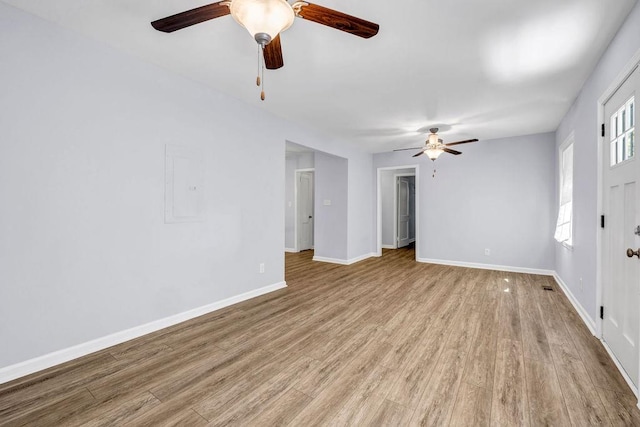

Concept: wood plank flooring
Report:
left=1, top=248, right=639, bottom=426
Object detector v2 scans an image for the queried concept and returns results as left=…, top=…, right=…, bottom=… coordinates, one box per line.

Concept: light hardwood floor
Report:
left=1, top=248, right=640, bottom=426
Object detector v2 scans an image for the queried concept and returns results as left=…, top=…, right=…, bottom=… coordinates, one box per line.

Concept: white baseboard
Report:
left=381, top=244, right=395, bottom=250
left=284, top=248, right=298, bottom=253
left=552, top=273, right=597, bottom=336
left=313, top=253, right=377, bottom=265
left=417, top=257, right=555, bottom=276
left=0, top=281, right=287, bottom=385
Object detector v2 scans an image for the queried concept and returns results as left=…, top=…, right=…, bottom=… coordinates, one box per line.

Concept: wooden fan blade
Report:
left=264, top=34, right=284, bottom=70
left=443, top=148, right=462, bottom=155
left=445, top=138, right=478, bottom=147
left=393, top=147, right=423, bottom=152
left=297, top=3, right=379, bottom=38
left=151, top=2, right=230, bottom=33
left=412, top=151, right=425, bottom=158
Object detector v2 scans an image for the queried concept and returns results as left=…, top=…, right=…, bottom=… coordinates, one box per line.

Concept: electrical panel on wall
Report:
left=165, top=145, right=204, bottom=223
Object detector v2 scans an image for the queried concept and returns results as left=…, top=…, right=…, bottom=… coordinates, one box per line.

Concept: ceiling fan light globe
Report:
left=425, top=148, right=444, bottom=160
left=230, top=0, right=295, bottom=41
left=428, top=133, right=439, bottom=145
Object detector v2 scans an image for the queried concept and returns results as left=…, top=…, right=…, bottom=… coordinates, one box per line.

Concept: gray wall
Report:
left=314, top=152, right=349, bottom=260
left=555, top=1, right=640, bottom=322
left=374, top=133, right=556, bottom=271
left=0, top=4, right=374, bottom=370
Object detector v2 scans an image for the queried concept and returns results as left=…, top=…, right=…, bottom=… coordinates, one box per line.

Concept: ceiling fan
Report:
left=394, top=128, right=479, bottom=161
left=151, top=0, right=379, bottom=99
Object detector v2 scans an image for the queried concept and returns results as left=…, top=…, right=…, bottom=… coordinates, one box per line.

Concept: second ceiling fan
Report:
left=394, top=128, right=479, bottom=161
left=151, top=0, right=379, bottom=99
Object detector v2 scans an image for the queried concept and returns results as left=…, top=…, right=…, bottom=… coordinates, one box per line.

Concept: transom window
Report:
left=610, top=96, right=635, bottom=166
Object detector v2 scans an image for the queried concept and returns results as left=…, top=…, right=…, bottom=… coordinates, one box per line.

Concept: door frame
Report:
left=294, top=168, right=315, bottom=252
left=393, top=173, right=416, bottom=249
left=596, top=49, right=640, bottom=400
left=376, top=165, right=420, bottom=260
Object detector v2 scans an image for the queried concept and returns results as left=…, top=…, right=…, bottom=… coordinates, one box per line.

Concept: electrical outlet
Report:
left=484, top=248, right=490, bottom=256
left=259, top=263, right=265, bottom=273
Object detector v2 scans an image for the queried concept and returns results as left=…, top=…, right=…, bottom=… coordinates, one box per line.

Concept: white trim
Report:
left=0, top=281, right=287, bottom=385
left=313, top=253, right=377, bottom=265
left=552, top=273, right=597, bottom=336
left=284, top=247, right=298, bottom=253
left=381, top=244, right=395, bottom=250
left=294, top=168, right=315, bottom=253
left=417, top=257, right=555, bottom=276
left=602, top=340, right=639, bottom=398
left=392, top=174, right=397, bottom=249
left=376, top=165, right=420, bottom=260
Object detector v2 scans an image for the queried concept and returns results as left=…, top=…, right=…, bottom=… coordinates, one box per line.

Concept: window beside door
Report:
left=554, top=134, right=574, bottom=247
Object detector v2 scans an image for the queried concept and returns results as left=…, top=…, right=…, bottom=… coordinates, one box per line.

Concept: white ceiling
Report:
left=4, top=0, right=637, bottom=152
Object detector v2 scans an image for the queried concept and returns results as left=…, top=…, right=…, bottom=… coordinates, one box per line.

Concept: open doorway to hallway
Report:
left=285, top=141, right=349, bottom=263
left=377, top=166, right=419, bottom=260
left=296, top=169, right=314, bottom=252
left=285, top=142, right=315, bottom=253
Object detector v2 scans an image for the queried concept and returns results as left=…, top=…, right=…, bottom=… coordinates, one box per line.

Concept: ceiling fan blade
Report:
left=151, top=2, right=230, bottom=33
left=445, top=138, right=478, bottom=147
left=443, top=148, right=462, bottom=155
left=264, top=34, right=284, bottom=70
left=412, top=151, right=425, bottom=158
left=296, top=3, right=379, bottom=38
left=393, top=147, right=423, bottom=152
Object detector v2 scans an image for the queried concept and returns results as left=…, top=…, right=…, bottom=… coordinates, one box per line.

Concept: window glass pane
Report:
left=611, top=115, right=617, bottom=141
left=622, top=109, right=627, bottom=132
left=616, top=107, right=624, bottom=136
left=622, top=135, right=627, bottom=161
left=627, top=131, right=635, bottom=159
left=611, top=141, right=617, bottom=166
left=630, top=99, right=634, bottom=127
left=618, top=135, right=624, bottom=163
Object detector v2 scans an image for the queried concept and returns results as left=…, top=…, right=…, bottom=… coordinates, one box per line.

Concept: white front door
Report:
left=397, top=177, right=411, bottom=248
left=297, top=171, right=314, bottom=251
left=602, top=65, right=639, bottom=387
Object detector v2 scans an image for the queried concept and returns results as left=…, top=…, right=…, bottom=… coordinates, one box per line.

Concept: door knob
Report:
left=627, top=248, right=640, bottom=258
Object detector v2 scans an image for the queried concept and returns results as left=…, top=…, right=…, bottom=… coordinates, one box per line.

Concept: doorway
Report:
left=296, top=169, right=314, bottom=252
left=377, top=165, right=419, bottom=259
left=600, top=63, right=640, bottom=391
left=396, top=175, right=416, bottom=249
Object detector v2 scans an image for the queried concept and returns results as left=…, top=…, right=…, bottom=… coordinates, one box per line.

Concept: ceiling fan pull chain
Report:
left=256, top=45, right=261, bottom=87
left=260, top=45, right=266, bottom=101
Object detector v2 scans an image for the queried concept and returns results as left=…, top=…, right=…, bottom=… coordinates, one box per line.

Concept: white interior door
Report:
left=397, top=177, right=411, bottom=248
left=602, top=65, right=639, bottom=387
left=297, top=171, right=314, bottom=251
